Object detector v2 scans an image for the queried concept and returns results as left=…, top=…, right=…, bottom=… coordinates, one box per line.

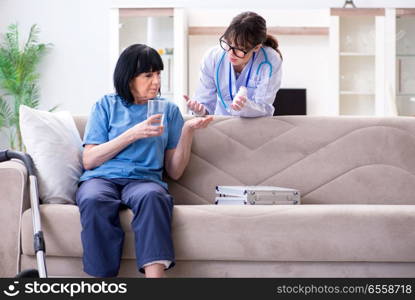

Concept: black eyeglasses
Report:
left=219, top=38, right=253, bottom=59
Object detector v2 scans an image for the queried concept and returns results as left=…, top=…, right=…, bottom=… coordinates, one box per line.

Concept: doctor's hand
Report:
left=183, top=95, right=207, bottom=116
left=230, top=95, right=247, bottom=111
left=128, top=114, right=164, bottom=140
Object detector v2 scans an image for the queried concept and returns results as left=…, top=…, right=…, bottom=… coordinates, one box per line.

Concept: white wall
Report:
left=0, top=0, right=113, bottom=148
left=0, top=0, right=113, bottom=115
left=112, top=0, right=415, bottom=9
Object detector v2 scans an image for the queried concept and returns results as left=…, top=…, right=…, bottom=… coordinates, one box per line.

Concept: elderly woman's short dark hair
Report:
left=114, top=44, right=164, bottom=104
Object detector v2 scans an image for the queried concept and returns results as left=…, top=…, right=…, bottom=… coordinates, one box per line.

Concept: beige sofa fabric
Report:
left=167, top=116, right=415, bottom=205
left=20, top=255, right=415, bottom=278
left=21, top=204, right=415, bottom=262
left=0, top=161, right=29, bottom=277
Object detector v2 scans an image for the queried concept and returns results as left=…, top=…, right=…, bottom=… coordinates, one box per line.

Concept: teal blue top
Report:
left=79, top=94, right=184, bottom=189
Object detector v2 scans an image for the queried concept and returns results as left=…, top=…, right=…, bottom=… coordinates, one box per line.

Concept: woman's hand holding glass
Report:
left=183, top=95, right=207, bottom=116
left=129, top=114, right=164, bottom=140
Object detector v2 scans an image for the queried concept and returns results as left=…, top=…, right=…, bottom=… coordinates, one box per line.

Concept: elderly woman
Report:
left=76, top=44, right=213, bottom=278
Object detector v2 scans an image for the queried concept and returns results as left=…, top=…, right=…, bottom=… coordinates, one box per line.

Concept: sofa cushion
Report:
left=20, top=106, right=83, bottom=204
left=21, top=204, right=415, bottom=262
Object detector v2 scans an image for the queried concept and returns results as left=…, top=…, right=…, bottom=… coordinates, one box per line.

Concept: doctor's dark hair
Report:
left=113, top=44, right=164, bottom=104
left=222, top=11, right=282, bottom=60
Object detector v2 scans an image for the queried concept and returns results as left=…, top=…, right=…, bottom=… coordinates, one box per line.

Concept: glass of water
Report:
left=147, top=99, right=166, bottom=126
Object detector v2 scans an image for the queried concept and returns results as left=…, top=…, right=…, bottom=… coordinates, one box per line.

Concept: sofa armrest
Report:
left=0, top=160, right=29, bottom=277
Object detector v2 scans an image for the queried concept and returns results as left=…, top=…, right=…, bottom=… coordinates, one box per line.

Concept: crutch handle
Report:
left=0, top=149, right=9, bottom=162
left=0, top=150, right=36, bottom=176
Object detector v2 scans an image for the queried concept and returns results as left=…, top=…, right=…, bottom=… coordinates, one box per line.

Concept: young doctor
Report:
left=185, top=11, right=283, bottom=117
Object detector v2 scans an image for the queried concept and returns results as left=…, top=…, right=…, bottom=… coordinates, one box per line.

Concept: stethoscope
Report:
left=215, top=47, right=273, bottom=110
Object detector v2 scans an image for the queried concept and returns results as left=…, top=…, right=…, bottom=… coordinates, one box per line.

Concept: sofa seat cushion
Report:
left=21, top=204, right=415, bottom=262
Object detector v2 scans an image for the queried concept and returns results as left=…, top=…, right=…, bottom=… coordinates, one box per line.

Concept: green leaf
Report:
left=0, top=96, right=12, bottom=128
left=48, top=104, right=59, bottom=112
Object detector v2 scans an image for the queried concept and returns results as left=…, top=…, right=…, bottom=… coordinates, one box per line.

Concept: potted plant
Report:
left=0, top=23, right=54, bottom=151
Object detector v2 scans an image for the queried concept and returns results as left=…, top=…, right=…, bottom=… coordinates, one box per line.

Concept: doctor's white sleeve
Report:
left=194, top=48, right=218, bottom=115
left=236, top=55, right=282, bottom=117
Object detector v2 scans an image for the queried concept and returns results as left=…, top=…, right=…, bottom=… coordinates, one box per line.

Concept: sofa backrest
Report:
left=73, top=115, right=415, bottom=205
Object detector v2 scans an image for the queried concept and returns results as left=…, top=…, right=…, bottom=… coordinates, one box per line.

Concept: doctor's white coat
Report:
left=194, top=45, right=282, bottom=117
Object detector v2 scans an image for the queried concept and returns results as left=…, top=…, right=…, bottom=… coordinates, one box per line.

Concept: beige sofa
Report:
left=1, top=115, right=415, bottom=277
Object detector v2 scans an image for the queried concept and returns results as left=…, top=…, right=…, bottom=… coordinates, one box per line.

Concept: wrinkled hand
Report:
left=130, top=114, right=164, bottom=139
left=185, top=115, right=214, bottom=131
left=230, top=95, right=247, bottom=111
left=184, top=95, right=207, bottom=116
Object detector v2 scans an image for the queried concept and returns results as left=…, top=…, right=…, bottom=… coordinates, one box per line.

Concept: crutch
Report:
left=0, top=150, right=47, bottom=278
